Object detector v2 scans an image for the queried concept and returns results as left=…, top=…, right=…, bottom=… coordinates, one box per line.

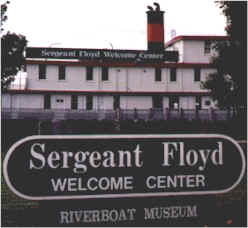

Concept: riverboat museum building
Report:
left=2, top=4, right=228, bottom=121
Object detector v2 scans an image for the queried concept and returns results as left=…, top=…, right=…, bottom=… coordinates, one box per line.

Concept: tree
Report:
left=1, top=1, right=9, bottom=32
left=202, top=1, right=247, bottom=115
left=1, top=1, right=27, bottom=91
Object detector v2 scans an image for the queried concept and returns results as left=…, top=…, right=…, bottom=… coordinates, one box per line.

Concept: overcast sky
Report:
left=3, top=0, right=226, bottom=50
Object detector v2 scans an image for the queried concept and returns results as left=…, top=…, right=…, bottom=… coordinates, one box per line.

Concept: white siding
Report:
left=1, top=94, right=43, bottom=109
left=179, top=96, right=195, bottom=109
left=121, top=96, right=152, bottom=109
left=52, top=95, right=70, bottom=109
left=166, top=40, right=219, bottom=63
left=167, top=68, right=182, bottom=92
left=26, top=64, right=216, bottom=94
left=2, top=94, right=11, bottom=108
left=166, top=40, right=184, bottom=62
left=163, top=97, right=169, bottom=109
left=116, top=68, right=127, bottom=91
left=98, top=95, right=113, bottom=110
left=77, top=95, right=84, bottom=109
left=19, top=95, right=43, bottom=109
left=183, top=40, right=218, bottom=63
left=2, top=93, right=216, bottom=111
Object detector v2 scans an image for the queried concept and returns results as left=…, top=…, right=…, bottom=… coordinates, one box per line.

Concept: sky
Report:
left=3, top=0, right=226, bottom=50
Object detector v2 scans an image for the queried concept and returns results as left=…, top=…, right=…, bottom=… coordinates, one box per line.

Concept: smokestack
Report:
left=146, top=2, right=165, bottom=52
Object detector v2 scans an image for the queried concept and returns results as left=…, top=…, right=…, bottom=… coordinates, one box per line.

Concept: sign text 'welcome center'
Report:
left=3, top=134, right=245, bottom=200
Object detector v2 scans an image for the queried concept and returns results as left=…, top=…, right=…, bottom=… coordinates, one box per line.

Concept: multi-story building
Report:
left=2, top=4, right=228, bottom=121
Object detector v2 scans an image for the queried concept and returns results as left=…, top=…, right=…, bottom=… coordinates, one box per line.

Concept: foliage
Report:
left=202, top=1, right=247, bottom=110
left=1, top=0, right=10, bottom=32
left=1, top=1, right=27, bottom=91
left=1, top=33, right=27, bottom=90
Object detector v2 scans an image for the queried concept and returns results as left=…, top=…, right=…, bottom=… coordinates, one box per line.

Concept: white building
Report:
left=2, top=5, right=228, bottom=121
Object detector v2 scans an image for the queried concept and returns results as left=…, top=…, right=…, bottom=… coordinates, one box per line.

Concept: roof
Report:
left=164, top=35, right=229, bottom=48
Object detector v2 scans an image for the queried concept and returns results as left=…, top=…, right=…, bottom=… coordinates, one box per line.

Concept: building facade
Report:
left=2, top=5, right=228, bottom=121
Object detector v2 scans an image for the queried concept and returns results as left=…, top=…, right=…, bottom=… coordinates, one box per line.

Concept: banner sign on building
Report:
left=3, top=134, right=245, bottom=201
left=26, top=47, right=179, bottom=62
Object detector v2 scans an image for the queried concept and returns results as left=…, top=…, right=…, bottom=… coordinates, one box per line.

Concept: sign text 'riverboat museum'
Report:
left=3, top=134, right=246, bottom=226
left=2, top=2, right=246, bottom=227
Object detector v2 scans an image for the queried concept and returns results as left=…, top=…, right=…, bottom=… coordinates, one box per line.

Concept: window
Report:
left=152, top=96, right=163, bottom=109
left=204, top=40, right=211, bottom=54
left=86, top=95, right=93, bottom=110
left=205, top=100, right=211, bottom=106
left=169, top=96, right=179, bottom=109
left=86, top=66, right=93, bottom=80
left=58, top=65, right=66, bottom=80
left=39, top=64, right=46, bottom=79
left=196, top=96, right=202, bottom=109
left=44, top=94, right=51, bottom=109
left=155, top=68, right=162, bottom=81
left=170, top=68, right=177, bottom=82
left=194, top=68, right=201, bottom=82
left=71, top=95, right=78, bottom=110
left=102, top=67, right=109, bottom=81
left=113, top=95, right=120, bottom=110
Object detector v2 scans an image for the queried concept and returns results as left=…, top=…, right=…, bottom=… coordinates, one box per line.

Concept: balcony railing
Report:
left=1, top=107, right=236, bottom=122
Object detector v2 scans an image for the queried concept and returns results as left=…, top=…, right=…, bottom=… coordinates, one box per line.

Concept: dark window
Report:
left=205, top=100, right=211, bottom=106
left=44, top=94, right=51, bottom=109
left=204, top=40, right=211, bottom=54
left=39, top=64, right=46, bottom=79
left=155, top=68, right=162, bottom=81
left=194, top=68, right=201, bottom=82
left=59, top=65, right=66, bottom=80
left=170, top=68, right=177, bottom=82
left=196, top=96, right=202, bottom=109
left=71, top=95, right=78, bottom=110
left=86, top=95, right=93, bottom=110
left=113, top=95, right=120, bottom=110
left=152, top=96, right=163, bottom=109
left=86, top=66, right=93, bottom=80
left=102, top=67, right=108, bottom=81
left=169, top=96, right=179, bottom=109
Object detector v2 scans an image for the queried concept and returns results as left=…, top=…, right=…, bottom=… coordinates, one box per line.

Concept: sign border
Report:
left=3, top=134, right=246, bottom=201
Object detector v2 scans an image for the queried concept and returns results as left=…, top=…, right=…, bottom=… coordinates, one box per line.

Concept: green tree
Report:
left=1, top=1, right=27, bottom=91
left=1, top=1, right=9, bottom=32
left=202, top=1, right=247, bottom=115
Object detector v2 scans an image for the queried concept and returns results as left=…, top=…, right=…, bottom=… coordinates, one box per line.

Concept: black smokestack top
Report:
left=146, top=2, right=165, bottom=52
left=153, top=2, right=160, bottom=11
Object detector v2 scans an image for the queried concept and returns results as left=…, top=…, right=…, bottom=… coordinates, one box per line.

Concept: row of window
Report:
left=39, top=65, right=109, bottom=81
left=39, top=65, right=66, bottom=80
left=152, top=96, right=203, bottom=109
left=38, top=65, right=202, bottom=82
left=44, top=94, right=94, bottom=110
left=44, top=95, right=208, bottom=110
left=86, top=66, right=109, bottom=81
left=155, top=67, right=201, bottom=82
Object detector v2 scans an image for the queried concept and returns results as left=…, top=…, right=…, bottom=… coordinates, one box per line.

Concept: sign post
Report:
left=3, top=134, right=246, bottom=226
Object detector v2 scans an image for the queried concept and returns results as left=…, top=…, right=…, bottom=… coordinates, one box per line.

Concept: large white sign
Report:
left=3, top=134, right=246, bottom=200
